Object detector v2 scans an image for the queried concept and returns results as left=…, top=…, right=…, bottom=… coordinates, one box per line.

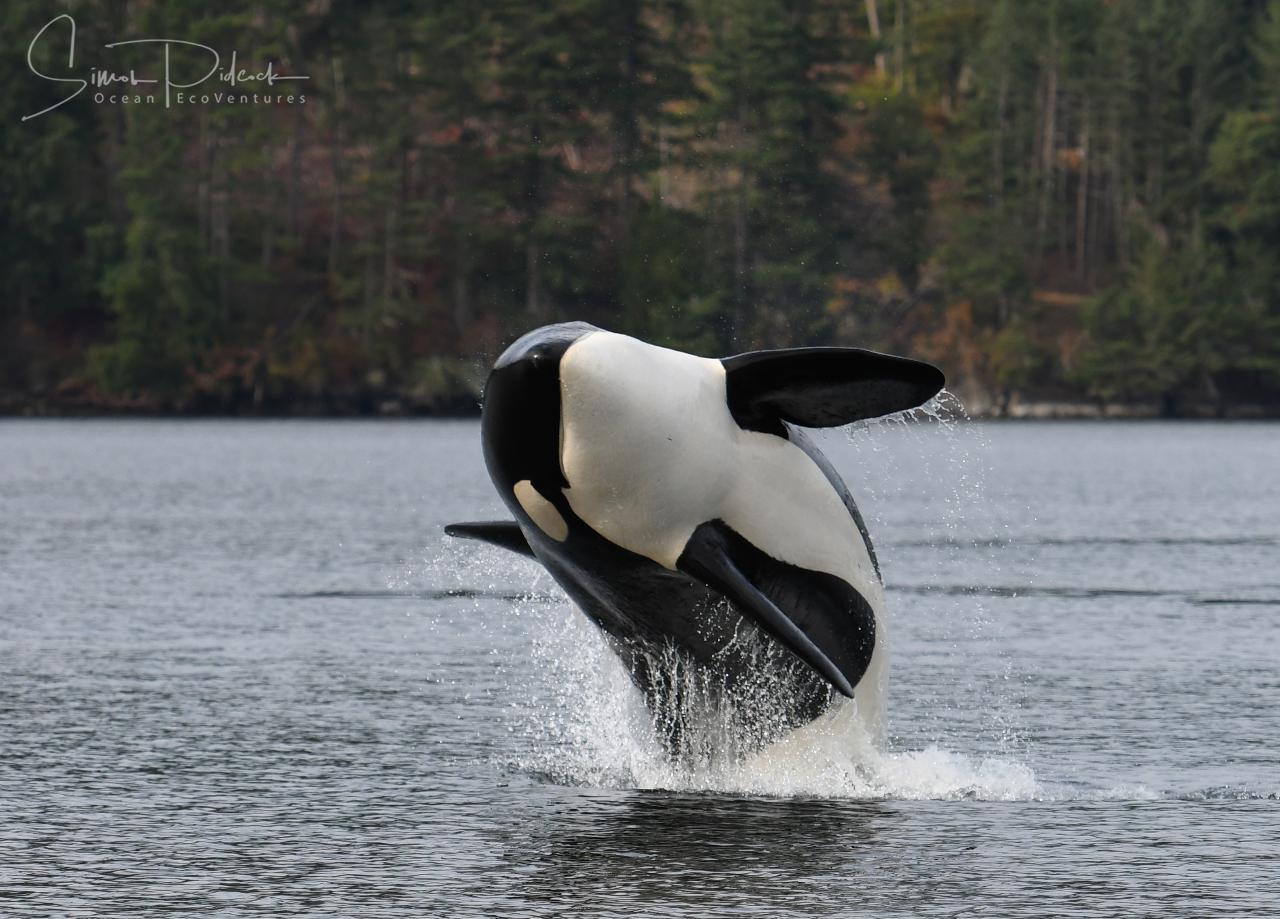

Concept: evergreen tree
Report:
left=4, top=0, right=1280, bottom=413
left=698, top=0, right=847, bottom=348
left=0, top=1, right=112, bottom=394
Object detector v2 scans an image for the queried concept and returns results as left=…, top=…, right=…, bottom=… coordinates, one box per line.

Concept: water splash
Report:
left=840, top=392, right=1029, bottom=757
left=503, top=599, right=1041, bottom=800
left=410, top=392, right=1045, bottom=800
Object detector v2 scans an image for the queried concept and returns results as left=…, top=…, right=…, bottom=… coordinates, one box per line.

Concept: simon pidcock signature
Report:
left=23, top=14, right=309, bottom=122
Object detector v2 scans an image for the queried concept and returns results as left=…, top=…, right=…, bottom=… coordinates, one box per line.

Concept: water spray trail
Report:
left=844, top=392, right=1029, bottom=758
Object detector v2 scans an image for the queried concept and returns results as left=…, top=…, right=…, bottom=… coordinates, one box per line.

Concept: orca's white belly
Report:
left=559, top=330, right=888, bottom=738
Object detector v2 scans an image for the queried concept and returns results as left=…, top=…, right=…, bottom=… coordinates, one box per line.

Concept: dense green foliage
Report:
left=3, top=0, right=1279, bottom=413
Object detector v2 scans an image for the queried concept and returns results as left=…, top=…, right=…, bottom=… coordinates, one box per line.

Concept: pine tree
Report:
left=0, top=1, right=111, bottom=393
left=698, top=0, right=847, bottom=348
left=485, top=0, right=616, bottom=326
left=1205, top=0, right=1280, bottom=388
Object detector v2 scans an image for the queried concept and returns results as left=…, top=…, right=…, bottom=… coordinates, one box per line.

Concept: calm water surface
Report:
left=1, top=419, right=1277, bottom=917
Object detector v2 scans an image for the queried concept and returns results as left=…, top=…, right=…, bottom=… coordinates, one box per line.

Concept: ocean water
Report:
left=1, top=417, right=1277, bottom=917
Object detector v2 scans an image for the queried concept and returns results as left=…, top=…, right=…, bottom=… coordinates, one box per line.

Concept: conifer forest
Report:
left=4, top=0, right=1280, bottom=415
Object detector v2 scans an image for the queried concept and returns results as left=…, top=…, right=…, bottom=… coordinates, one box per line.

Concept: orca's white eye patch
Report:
left=513, top=480, right=568, bottom=542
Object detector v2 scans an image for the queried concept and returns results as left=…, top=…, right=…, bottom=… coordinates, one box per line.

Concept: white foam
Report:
left=515, top=604, right=1042, bottom=801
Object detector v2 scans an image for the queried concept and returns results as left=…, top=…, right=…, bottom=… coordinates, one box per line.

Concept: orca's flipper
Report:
left=444, top=521, right=536, bottom=559
left=722, top=346, right=944, bottom=434
left=677, top=521, right=878, bottom=699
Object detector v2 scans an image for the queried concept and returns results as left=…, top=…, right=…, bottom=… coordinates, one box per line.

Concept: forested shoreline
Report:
left=4, top=0, right=1280, bottom=417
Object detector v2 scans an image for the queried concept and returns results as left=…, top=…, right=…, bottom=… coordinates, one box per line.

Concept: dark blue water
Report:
left=1, top=419, right=1276, bottom=916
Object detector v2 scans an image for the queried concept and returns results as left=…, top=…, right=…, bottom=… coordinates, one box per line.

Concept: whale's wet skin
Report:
left=449, top=326, right=947, bottom=757
left=3, top=419, right=1278, bottom=917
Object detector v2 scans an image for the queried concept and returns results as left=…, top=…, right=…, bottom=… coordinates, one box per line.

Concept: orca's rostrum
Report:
left=447, top=323, right=944, bottom=753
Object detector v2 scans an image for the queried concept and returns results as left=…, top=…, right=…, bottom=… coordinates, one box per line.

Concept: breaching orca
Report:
left=447, top=323, right=944, bottom=753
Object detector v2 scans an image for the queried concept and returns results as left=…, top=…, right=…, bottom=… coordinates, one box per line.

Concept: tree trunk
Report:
left=1057, top=101, right=1069, bottom=263
left=1035, top=38, right=1058, bottom=267
left=1076, top=101, right=1090, bottom=280
left=525, top=115, right=546, bottom=320
left=328, top=57, right=346, bottom=287
left=731, top=101, right=749, bottom=347
left=894, top=0, right=905, bottom=91
left=261, top=144, right=275, bottom=272
left=362, top=252, right=375, bottom=353
left=212, top=138, right=230, bottom=325
left=732, top=184, right=748, bottom=347
left=452, top=222, right=472, bottom=339
left=197, top=115, right=210, bottom=254
left=328, top=142, right=344, bottom=285
left=993, top=65, right=1009, bottom=205
left=864, top=0, right=886, bottom=76
left=617, top=0, right=639, bottom=244
left=383, top=198, right=398, bottom=304
left=1110, top=92, right=1128, bottom=266
left=658, top=123, right=670, bottom=203
left=526, top=236, right=543, bottom=320
left=382, top=147, right=408, bottom=304
left=287, top=103, right=304, bottom=241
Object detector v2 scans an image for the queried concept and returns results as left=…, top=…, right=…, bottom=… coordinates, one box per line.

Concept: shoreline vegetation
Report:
left=5, top=1, right=1280, bottom=418
left=5, top=382, right=1278, bottom=420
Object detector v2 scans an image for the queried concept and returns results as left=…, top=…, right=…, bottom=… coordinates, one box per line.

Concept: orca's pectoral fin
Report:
left=677, top=522, right=856, bottom=698
left=722, top=346, right=945, bottom=433
left=444, top=521, right=535, bottom=559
